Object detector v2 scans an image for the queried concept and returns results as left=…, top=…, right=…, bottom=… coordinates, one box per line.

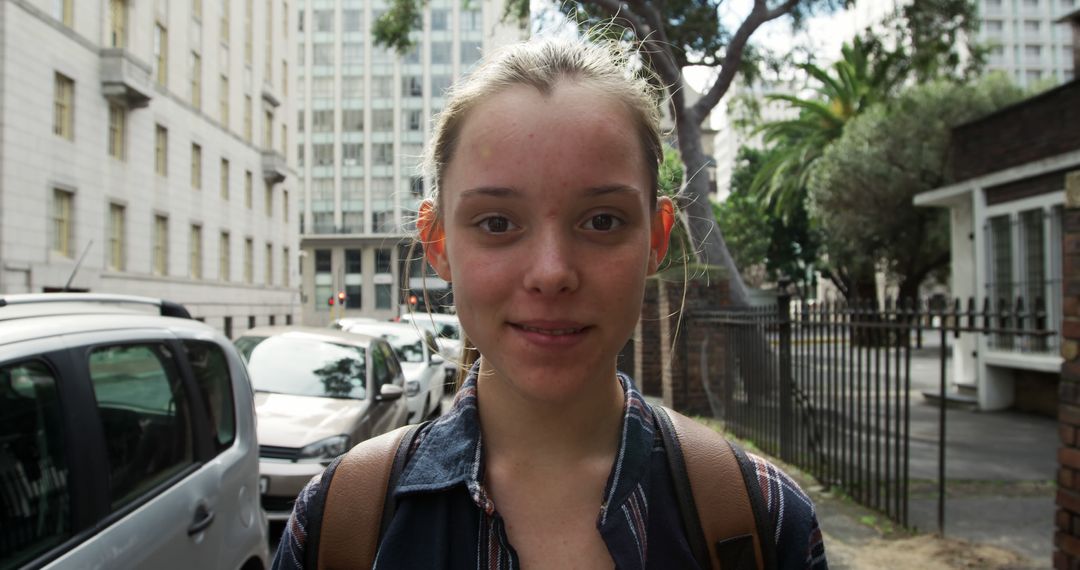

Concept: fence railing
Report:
left=695, top=295, right=1055, bottom=530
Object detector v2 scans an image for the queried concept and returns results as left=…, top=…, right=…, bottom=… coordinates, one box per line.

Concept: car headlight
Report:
left=405, top=380, right=420, bottom=396
left=298, top=435, right=351, bottom=464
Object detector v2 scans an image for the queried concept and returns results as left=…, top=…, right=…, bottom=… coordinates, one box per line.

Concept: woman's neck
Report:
left=475, top=359, right=626, bottom=466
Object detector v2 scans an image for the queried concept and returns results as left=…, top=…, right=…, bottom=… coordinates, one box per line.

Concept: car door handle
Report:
left=187, top=504, right=216, bottom=536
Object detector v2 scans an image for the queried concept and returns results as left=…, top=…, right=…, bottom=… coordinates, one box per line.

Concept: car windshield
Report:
left=236, top=336, right=367, bottom=399
left=348, top=328, right=425, bottom=364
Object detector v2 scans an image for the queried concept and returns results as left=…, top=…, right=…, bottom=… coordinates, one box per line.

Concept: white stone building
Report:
left=294, top=0, right=522, bottom=325
left=0, top=0, right=298, bottom=338
left=855, top=0, right=1076, bottom=87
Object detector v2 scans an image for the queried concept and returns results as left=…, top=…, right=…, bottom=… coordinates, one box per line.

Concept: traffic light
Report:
left=337, top=291, right=346, bottom=305
left=327, top=296, right=334, bottom=306
left=409, top=294, right=418, bottom=306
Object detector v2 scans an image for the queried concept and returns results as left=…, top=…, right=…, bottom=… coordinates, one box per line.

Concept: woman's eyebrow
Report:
left=459, top=186, right=519, bottom=200
left=586, top=184, right=642, bottom=197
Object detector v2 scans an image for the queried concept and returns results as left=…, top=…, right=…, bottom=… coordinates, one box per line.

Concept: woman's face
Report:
left=422, top=82, right=673, bottom=403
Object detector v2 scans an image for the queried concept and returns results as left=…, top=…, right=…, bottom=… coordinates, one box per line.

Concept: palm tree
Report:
left=750, top=37, right=906, bottom=219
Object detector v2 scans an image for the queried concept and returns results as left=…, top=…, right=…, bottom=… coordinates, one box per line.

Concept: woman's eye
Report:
left=478, top=216, right=515, bottom=233
left=583, top=214, right=622, bottom=231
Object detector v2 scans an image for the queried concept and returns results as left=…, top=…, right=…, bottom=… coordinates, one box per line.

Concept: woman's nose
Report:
left=522, top=231, right=580, bottom=296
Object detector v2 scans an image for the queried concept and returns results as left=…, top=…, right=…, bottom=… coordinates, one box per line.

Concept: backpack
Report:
left=302, top=406, right=776, bottom=570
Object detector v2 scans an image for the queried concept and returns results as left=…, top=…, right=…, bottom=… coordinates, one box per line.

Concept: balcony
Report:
left=261, top=150, right=287, bottom=185
left=262, top=87, right=281, bottom=109
left=99, top=48, right=153, bottom=108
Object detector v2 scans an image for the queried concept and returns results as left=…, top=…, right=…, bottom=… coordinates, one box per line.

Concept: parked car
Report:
left=234, top=327, right=409, bottom=521
left=397, top=313, right=464, bottom=387
left=339, top=322, right=446, bottom=422
left=0, top=294, right=268, bottom=570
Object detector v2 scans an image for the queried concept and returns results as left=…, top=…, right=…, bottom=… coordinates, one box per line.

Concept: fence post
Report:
left=779, top=293, right=794, bottom=460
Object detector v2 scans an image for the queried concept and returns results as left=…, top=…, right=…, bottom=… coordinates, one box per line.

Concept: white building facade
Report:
left=0, top=0, right=298, bottom=337
left=294, top=0, right=521, bottom=325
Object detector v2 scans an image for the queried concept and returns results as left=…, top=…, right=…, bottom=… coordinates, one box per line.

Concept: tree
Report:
left=374, top=0, right=849, bottom=306
left=809, top=75, right=1025, bottom=302
left=716, top=145, right=821, bottom=297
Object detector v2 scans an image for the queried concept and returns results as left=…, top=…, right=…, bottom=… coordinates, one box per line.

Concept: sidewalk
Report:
left=700, top=341, right=1060, bottom=569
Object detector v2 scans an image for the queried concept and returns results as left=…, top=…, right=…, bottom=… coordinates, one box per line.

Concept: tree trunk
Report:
left=675, top=117, right=750, bottom=307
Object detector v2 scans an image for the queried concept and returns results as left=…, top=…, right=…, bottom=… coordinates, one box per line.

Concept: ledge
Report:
left=100, top=48, right=153, bottom=108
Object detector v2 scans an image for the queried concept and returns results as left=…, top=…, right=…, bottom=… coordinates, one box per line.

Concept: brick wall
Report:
left=951, top=80, right=1080, bottom=183
left=1056, top=170, right=1080, bottom=569
left=635, top=270, right=729, bottom=415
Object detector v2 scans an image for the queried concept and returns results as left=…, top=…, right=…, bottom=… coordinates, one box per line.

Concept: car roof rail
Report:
left=0, top=293, right=193, bottom=319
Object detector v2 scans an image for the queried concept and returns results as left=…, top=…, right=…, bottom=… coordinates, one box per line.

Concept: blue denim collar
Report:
left=395, top=359, right=657, bottom=527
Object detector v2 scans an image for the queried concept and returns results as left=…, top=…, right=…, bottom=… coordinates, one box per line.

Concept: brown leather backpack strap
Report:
left=660, top=406, right=767, bottom=570
left=318, top=425, right=415, bottom=570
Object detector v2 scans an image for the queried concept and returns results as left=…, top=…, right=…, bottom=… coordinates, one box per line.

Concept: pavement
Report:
left=777, top=339, right=1059, bottom=568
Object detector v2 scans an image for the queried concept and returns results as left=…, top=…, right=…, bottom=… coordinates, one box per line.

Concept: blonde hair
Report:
left=424, top=37, right=665, bottom=213
left=413, top=38, right=668, bottom=388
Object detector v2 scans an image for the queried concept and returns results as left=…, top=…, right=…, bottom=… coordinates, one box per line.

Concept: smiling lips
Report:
left=510, top=321, right=589, bottom=338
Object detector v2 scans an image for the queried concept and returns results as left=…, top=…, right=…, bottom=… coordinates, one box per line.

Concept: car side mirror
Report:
left=429, top=353, right=444, bottom=365
left=376, top=383, right=404, bottom=402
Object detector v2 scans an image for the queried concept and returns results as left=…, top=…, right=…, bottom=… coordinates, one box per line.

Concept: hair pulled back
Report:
left=423, top=38, right=665, bottom=215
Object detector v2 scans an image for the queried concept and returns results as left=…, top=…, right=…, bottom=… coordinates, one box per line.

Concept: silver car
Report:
left=0, top=294, right=268, bottom=570
left=235, top=327, right=409, bottom=522
left=340, top=322, right=446, bottom=422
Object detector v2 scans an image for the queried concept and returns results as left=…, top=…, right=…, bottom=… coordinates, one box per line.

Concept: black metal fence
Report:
left=696, top=295, right=1055, bottom=530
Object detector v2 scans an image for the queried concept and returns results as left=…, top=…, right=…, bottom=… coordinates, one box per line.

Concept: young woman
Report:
left=272, top=38, right=827, bottom=570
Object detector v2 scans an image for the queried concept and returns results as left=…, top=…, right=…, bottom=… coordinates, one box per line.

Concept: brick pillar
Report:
left=656, top=271, right=730, bottom=416
left=1057, top=170, right=1080, bottom=570
left=635, top=278, right=662, bottom=396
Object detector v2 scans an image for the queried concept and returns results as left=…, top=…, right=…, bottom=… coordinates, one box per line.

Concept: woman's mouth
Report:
left=514, top=324, right=585, bottom=336
left=509, top=321, right=590, bottom=346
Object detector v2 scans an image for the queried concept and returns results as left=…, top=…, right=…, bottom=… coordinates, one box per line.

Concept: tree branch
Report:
left=690, top=0, right=803, bottom=122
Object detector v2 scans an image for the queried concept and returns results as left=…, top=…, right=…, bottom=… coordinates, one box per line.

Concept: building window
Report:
left=462, top=9, right=481, bottom=31
left=297, top=110, right=304, bottom=133
left=402, top=75, right=422, bottom=97
left=193, top=0, right=202, bottom=20
left=186, top=224, right=203, bottom=279
left=343, top=43, right=363, bottom=66
left=220, top=231, right=231, bottom=281
left=265, top=0, right=273, bottom=80
left=265, top=243, right=274, bottom=285
left=108, top=103, right=126, bottom=160
left=107, top=203, right=126, bottom=271
left=375, top=246, right=392, bottom=307
left=244, top=95, right=253, bottom=142
left=315, top=249, right=332, bottom=310
left=313, top=110, right=334, bottom=132
left=54, top=0, right=73, bottom=26
left=155, top=124, right=168, bottom=176
left=461, top=41, right=482, bottom=65
left=154, top=23, right=168, bottom=87
left=373, top=143, right=393, bottom=165
left=244, top=0, right=253, bottom=65
left=244, top=170, right=253, bottom=208
left=220, top=158, right=230, bottom=199
left=405, top=109, right=422, bottom=131
left=432, top=75, right=452, bottom=96
left=110, top=0, right=127, bottom=47
left=265, top=185, right=273, bottom=217
left=431, top=41, right=451, bottom=65
left=372, top=109, right=393, bottom=132
left=315, top=9, right=333, bottom=32
left=263, top=109, right=273, bottom=148
left=341, top=109, right=362, bottom=131
left=297, top=144, right=305, bottom=167
left=191, top=143, right=203, bottom=189
left=431, top=9, right=448, bottom=30
left=283, top=189, right=289, bottom=220
left=372, top=75, right=393, bottom=98
left=985, top=207, right=1064, bottom=353
left=282, top=247, right=289, bottom=286
left=153, top=215, right=169, bottom=275
left=313, top=143, right=333, bottom=165
left=345, top=249, right=362, bottom=308
left=282, top=61, right=288, bottom=96
left=343, top=9, right=362, bottom=31
left=53, top=73, right=74, bottom=140
left=219, top=75, right=230, bottom=127
left=313, top=43, right=334, bottom=66
left=51, top=189, right=73, bottom=257
left=343, top=143, right=362, bottom=166
left=221, top=0, right=231, bottom=44
left=244, top=238, right=254, bottom=283
left=281, top=124, right=287, bottom=155
left=190, top=52, right=202, bottom=109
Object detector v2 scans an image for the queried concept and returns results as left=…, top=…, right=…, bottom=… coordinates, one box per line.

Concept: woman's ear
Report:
left=417, top=199, right=452, bottom=282
left=648, top=196, right=675, bottom=274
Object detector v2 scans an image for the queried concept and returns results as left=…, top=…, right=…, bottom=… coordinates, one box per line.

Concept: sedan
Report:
left=235, top=327, right=409, bottom=521
left=340, top=321, right=446, bottom=422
